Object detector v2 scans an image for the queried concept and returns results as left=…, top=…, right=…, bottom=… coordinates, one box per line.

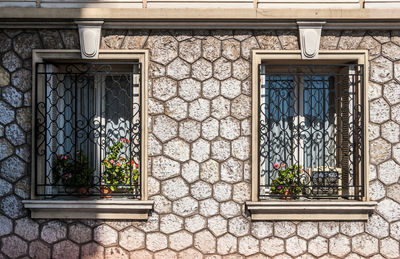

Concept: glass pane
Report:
left=45, top=70, right=97, bottom=195
left=263, top=75, right=295, bottom=185
left=303, top=75, right=336, bottom=169
left=104, top=75, right=133, bottom=156
left=100, top=69, right=141, bottom=195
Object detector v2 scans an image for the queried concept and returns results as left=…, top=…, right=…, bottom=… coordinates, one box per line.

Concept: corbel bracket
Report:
left=75, top=20, right=104, bottom=59
left=297, top=21, right=326, bottom=59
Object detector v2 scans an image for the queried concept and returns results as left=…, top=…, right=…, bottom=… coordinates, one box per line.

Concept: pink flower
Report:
left=110, top=160, right=115, bottom=164
left=64, top=173, right=72, bottom=180
left=282, top=163, right=286, bottom=167
left=62, top=155, right=68, bottom=160
left=273, top=163, right=280, bottom=169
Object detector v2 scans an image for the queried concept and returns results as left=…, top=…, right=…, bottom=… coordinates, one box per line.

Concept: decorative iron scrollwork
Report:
left=258, top=64, right=364, bottom=199
left=35, top=62, right=142, bottom=198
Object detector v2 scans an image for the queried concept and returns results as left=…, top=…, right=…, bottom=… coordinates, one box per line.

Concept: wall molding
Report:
left=1, top=20, right=400, bottom=30
left=1, top=7, right=400, bottom=20
left=1, top=8, right=400, bottom=29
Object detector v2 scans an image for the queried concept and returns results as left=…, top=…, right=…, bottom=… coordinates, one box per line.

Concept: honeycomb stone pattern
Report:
left=0, top=29, right=399, bottom=258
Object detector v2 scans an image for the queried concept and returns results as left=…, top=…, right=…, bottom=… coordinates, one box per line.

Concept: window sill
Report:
left=23, top=199, right=154, bottom=220
left=245, top=200, right=376, bottom=221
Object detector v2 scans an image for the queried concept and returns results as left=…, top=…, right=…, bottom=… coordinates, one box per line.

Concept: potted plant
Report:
left=101, top=138, right=139, bottom=198
left=52, top=150, right=95, bottom=197
left=270, top=163, right=305, bottom=199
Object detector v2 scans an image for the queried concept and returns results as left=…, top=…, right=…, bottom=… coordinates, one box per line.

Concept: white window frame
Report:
left=247, top=50, right=376, bottom=221
left=23, top=49, right=153, bottom=219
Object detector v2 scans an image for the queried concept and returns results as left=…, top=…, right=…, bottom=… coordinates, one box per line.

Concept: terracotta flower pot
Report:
left=281, top=191, right=293, bottom=200
left=100, top=186, right=112, bottom=198
left=78, top=187, right=90, bottom=198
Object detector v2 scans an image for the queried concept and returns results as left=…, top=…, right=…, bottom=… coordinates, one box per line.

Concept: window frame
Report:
left=24, top=49, right=153, bottom=219
left=247, top=50, right=376, bottom=220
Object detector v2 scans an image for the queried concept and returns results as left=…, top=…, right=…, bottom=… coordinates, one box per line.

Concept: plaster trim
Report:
left=246, top=201, right=377, bottom=220
left=1, top=8, right=400, bottom=20
left=23, top=199, right=154, bottom=219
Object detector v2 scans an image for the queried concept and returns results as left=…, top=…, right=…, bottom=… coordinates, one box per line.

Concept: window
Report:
left=259, top=63, right=364, bottom=199
left=24, top=50, right=152, bottom=219
left=35, top=61, right=142, bottom=198
left=247, top=51, right=375, bottom=221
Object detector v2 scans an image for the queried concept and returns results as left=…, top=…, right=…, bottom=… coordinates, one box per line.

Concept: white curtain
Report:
left=264, top=75, right=336, bottom=178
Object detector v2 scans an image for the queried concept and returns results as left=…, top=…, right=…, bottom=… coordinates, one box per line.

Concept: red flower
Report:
left=120, top=138, right=130, bottom=143
left=117, top=163, right=121, bottom=167
left=130, top=161, right=139, bottom=169
left=273, top=163, right=280, bottom=169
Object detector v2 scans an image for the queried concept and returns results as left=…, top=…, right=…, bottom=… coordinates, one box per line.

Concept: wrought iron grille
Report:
left=258, top=63, right=364, bottom=199
left=34, top=62, right=142, bottom=198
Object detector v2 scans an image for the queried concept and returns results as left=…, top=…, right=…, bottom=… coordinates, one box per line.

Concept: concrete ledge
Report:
left=23, top=199, right=154, bottom=219
left=2, top=8, right=400, bottom=29
left=246, top=200, right=377, bottom=221
left=1, top=8, right=400, bottom=20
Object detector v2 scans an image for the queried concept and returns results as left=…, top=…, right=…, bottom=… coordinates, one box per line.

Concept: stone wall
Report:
left=0, top=29, right=399, bottom=258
